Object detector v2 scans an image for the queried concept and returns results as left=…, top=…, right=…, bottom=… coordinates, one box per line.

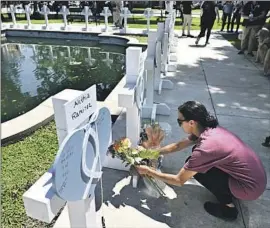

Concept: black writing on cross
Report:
left=71, top=102, right=93, bottom=120
left=73, top=93, right=91, bottom=108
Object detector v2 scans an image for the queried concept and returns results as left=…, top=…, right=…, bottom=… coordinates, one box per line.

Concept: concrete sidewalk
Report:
left=94, top=34, right=270, bottom=228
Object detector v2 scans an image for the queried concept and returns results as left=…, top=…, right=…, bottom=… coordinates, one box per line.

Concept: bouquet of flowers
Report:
left=108, top=123, right=167, bottom=197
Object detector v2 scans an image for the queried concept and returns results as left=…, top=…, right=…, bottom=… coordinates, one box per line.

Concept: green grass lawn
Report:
left=123, top=35, right=148, bottom=43
left=2, top=13, right=224, bottom=31
left=2, top=121, right=58, bottom=228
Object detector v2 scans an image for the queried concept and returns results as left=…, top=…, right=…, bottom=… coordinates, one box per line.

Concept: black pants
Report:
left=230, top=13, right=241, bottom=32
left=221, top=13, right=232, bottom=31
left=186, top=155, right=234, bottom=205
left=198, top=17, right=216, bottom=43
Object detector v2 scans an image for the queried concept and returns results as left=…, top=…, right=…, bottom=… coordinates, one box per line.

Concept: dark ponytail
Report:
left=205, top=114, right=218, bottom=128
left=178, top=101, right=218, bottom=128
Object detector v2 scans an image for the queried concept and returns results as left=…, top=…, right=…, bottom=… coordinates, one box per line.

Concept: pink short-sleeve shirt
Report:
left=184, top=127, right=267, bottom=200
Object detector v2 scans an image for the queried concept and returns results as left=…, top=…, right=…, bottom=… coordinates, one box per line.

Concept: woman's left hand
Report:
left=136, top=165, right=151, bottom=175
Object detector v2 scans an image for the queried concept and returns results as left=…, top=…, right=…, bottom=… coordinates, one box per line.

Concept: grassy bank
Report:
left=2, top=121, right=58, bottom=228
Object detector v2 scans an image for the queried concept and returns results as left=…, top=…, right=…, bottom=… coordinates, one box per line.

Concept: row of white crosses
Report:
left=6, top=4, right=154, bottom=33
left=116, top=9, right=178, bottom=158
left=116, top=13, right=179, bottom=179
left=7, top=4, right=92, bottom=31
left=23, top=84, right=123, bottom=227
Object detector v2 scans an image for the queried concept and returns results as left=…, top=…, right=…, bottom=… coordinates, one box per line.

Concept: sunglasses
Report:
left=177, top=118, right=187, bottom=126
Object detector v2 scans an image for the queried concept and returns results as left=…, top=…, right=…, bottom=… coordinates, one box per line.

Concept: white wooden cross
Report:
left=165, top=1, right=174, bottom=16
left=9, top=5, right=17, bottom=28
left=24, top=4, right=32, bottom=29
left=154, top=23, right=173, bottom=95
left=118, top=47, right=145, bottom=147
left=143, top=8, right=153, bottom=33
left=120, top=7, right=132, bottom=33
left=161, top=19, right=177, bottom=74
left=100, top=7, right=112, bottom=32
left=59, top=5, right=70, bottom=30
left=40, top=4, right=50, bottom=29
left=141, top=31, right=170, bottom=120
left=82, top=6, right=92, bottom=31
left=165, top=12, right=178, bottom=55
left=23, top=85, right=114, bottom=228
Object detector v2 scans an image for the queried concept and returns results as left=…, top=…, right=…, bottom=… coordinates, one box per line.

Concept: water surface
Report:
left=1, top=38, right=126, bottom=122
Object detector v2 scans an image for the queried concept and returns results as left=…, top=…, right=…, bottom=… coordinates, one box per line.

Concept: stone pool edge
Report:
left=1, top=31, right=145, bottom=144
left=1, top=77, right=126, bottom=145
left=1, top=28, right=148, bottom=47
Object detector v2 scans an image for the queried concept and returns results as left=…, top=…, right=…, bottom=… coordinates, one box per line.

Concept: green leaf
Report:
left=138, top=149, right=160, bottom=160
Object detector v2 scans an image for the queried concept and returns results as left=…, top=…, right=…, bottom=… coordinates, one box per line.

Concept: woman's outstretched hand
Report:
left=136, top=165, right=151, bottom=175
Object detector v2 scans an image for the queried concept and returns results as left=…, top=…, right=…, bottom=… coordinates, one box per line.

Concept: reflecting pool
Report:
left=1, top=38, right=126, bottom=122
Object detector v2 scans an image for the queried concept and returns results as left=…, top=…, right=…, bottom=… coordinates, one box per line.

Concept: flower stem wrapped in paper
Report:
left=139, top=123, right=169, bottom=197
left=108, top=136, right=165, bottom=196
left=108, top=123, right=171, bottom=197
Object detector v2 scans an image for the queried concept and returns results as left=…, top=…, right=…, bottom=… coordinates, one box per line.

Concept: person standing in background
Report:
left=221, top=1, right=234, bottom=32
left=238, top=1, right=269, bottom=56
left=230, top=1, right=243, bottom=33
left=196, top=1, right=216, bottom=46
left=175, top=1, right=184, bottom=25
left=181, top=1, right=194, bottom=37
left=215, top=2, right=220, bottom=23
left=112, top=1, right=123, bottom=28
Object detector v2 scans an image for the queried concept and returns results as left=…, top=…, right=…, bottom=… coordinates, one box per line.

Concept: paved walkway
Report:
left=93, top=34, right=270, bottom=228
